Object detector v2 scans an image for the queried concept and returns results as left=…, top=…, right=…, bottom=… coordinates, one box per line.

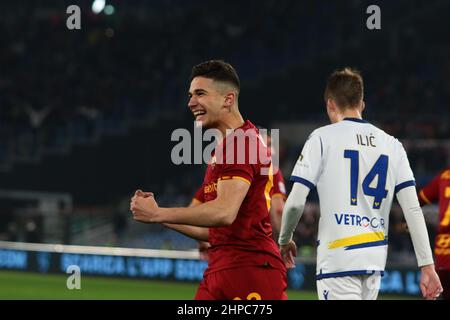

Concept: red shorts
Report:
left=437, top=269, right=450, bottom=300
left=194, top=265, right=288, bottom=300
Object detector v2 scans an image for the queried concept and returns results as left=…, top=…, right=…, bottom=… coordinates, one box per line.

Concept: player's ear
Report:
left=224, top=92, right=235, bottom=110
left=326, top=98, right=335, bottom=112
left=361, top=100, right=366, bottom=112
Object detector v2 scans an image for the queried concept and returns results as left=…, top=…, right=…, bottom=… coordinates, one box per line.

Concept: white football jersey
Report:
left=291, top=118, right=416, bottom=279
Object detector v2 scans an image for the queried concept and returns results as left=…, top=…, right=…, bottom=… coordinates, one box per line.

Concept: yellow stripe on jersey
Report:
left=219, top=176, right=251, bottom=186
left=441, top=187, right=450, bottom=227
left=272, top=193, right=285, bottom=198
left=419, top=190, right=432, bottom=205
left=328, top=232, right=385, bottom=249
left=264, top=165, right=274, bottom=211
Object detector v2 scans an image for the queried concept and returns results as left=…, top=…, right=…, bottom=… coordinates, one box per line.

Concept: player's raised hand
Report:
left=130, top=191, right=159, bottom=223
left=135, top=189, right=154, bottom=198
left=280, top=240, right=297, bottom=269
left=419, top=264, right=443, bottom=300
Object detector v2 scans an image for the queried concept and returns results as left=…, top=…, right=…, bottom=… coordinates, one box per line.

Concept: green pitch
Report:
left=0, top=270, right=414, bottom=300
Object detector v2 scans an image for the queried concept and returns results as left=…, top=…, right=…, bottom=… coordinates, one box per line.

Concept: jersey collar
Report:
left=343, top=117, right=368, bottom=123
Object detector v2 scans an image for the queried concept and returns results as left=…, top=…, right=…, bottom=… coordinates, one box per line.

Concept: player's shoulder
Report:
left=354, top=120, right=403, bottom=147
left=439, top=168, right=450, bottom=180
left=309, top=121, right=354, bottom=138
left=302, top=123, right=342, bottom=147
left=370, top=123, right=399, bottom=142
left=379, top=128, right=404, bottom=150
left=218, top=120, right=270, bottom=167
left=314, top=119, right=403, bottom=148
left=307, top=123, right=334, bottom=137
left=242, top=119, right=258, bottom=133
left=312, top=118, right=371, bottom=134
left=232, top=120, right=261, bottom=141
left=223, top=120, right=260, bottom=146
left=370, top=126, right=410, bottom=161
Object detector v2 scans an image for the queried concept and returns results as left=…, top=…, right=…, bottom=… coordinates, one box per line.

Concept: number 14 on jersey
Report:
left=344, top=150, right=389, bottom=209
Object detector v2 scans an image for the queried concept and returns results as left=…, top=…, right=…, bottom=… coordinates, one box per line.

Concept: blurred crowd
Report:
left=1, top=1, right=448, bottom=167
left=0, top=1, right=448, bottom=259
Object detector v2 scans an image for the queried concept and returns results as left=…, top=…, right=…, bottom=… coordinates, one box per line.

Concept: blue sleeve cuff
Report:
left=290, top=176, right=315, bottom=189
left=394, top=180, right=415, bottom=194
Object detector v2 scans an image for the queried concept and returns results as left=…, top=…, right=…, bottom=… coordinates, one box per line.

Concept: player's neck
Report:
left=217, top=112, right=245, bottom=137
left=337, top=109, right=363, bottom=122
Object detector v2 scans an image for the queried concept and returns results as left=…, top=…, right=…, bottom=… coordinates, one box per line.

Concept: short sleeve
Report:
left=418, top=171, right=442, bottom=205
left=218, top=163, right=254, bottom=185
left=272, top=170, right=287, bottom=198
left=214, top=127, right=259, bottom=186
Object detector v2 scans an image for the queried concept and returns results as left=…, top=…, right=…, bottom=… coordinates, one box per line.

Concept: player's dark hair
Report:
left=324, top=67, right=364, bottom=109
left=190, top=60, right=240, bottom=93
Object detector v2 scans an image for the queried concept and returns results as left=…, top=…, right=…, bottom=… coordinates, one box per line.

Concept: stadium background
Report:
left=0, top=0, right=448, bottom=299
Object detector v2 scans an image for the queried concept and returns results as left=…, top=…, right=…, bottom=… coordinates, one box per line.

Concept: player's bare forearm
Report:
left=131, top=179, right=249, bottom=227
left=163, top=223, right=209, bottom=242
left=154, top=199, right=236, bottom=227
left=270, top=209, right=281, bottom=234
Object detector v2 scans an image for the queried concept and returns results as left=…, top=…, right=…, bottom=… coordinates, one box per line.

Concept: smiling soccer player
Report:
left=130, top=60, right=287, bottom=300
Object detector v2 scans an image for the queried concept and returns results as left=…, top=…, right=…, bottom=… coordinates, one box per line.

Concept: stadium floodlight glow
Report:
left=104, top=5, right=115, bottom=15
left=91, top=0, right=106, bottom=14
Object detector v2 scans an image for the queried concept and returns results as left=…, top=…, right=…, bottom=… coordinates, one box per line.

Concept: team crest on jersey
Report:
left=296, top=154, right=309, bottom=169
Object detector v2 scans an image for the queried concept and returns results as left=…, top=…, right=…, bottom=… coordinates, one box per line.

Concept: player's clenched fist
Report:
left=130, top=189, right=159, bottom=223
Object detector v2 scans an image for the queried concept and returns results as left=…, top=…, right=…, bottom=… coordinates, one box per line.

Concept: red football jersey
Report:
left=418, top=168, right=450, bottom=269
left=198, top=120, right=286, bottom=275
left=195, top=168, right=286, bottom=201
left=192, top=168, right=286, bottom=217
left=271, top=169, right=287, bottom=200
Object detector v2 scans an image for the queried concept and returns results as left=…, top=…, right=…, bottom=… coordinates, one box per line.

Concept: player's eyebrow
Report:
left=188, top=88, right=207, bottom=97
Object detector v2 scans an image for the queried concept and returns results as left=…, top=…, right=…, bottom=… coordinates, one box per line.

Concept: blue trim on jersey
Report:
left=290, top=176, right=315, bottom=189
left=345, top=239, right=388, bottom=250
left=316, top=270, right=384, bottom=280
left=394, top=180, right=416, bottom=194
left=344, top=150, right=359, bottom=206
left=343, top=117, right=368, bottom=123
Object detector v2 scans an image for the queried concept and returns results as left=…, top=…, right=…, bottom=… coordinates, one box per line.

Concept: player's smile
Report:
left=192, top=109, right=207, bottom=121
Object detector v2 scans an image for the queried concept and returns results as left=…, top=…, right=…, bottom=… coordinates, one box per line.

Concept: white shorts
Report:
left=316, top=274, right=381, bottom=300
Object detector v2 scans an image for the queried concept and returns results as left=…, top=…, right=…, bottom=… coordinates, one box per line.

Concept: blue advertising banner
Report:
left=0, top=247, right=421, bottom=297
